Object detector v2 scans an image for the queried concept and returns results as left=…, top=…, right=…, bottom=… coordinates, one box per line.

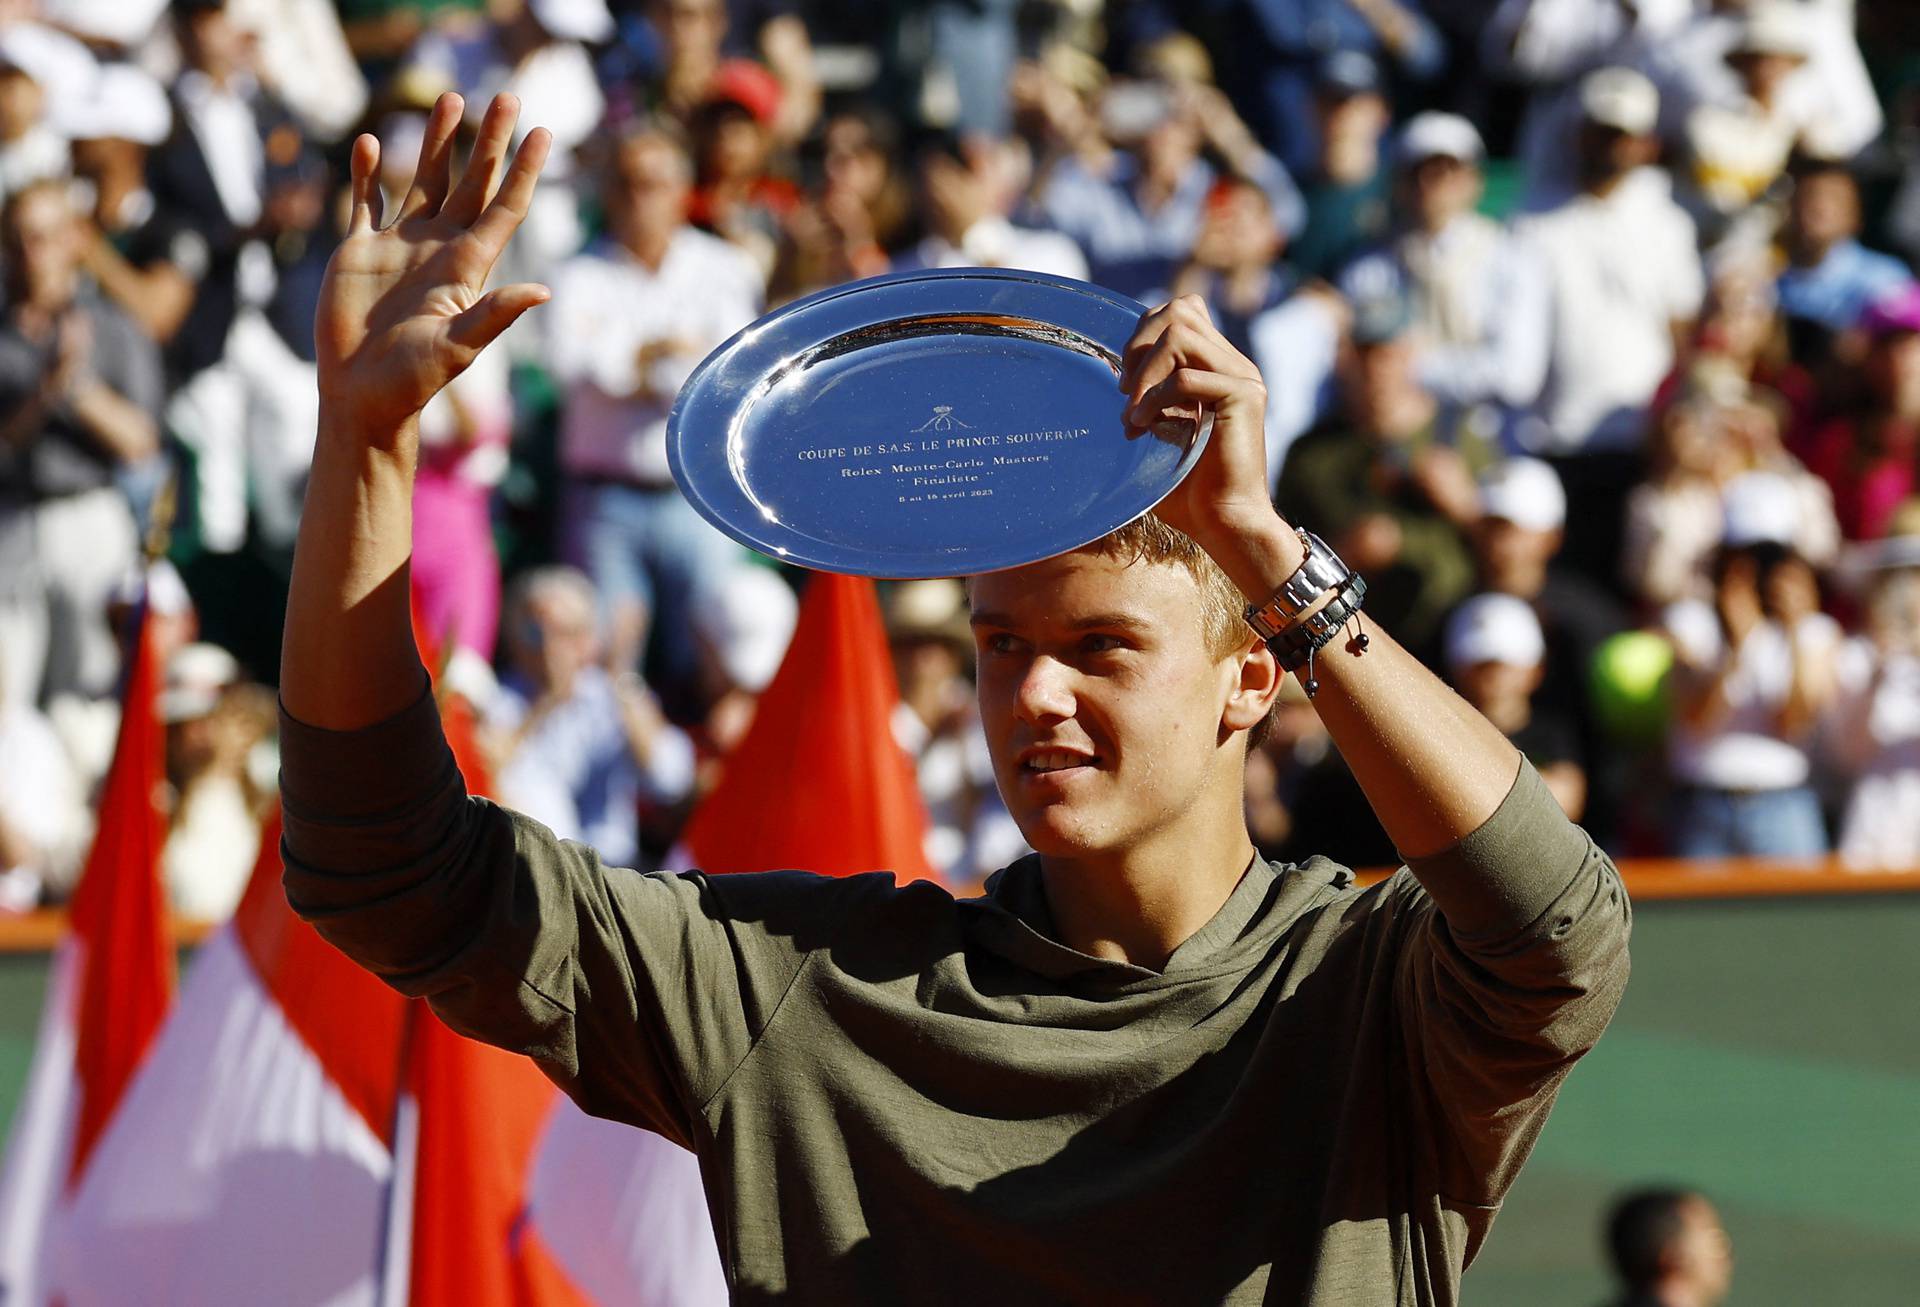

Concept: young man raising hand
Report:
left=281, top=93, right=1628, bottom=1305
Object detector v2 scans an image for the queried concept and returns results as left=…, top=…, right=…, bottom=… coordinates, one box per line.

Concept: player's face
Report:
left=969, top=553, right=1240, bottom=860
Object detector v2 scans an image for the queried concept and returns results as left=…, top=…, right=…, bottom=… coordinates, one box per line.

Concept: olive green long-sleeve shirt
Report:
left=280, top=689, right=1628, bottom=1305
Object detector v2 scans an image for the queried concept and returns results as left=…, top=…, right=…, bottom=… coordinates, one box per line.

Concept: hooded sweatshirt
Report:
left=280, top=687, right=1628, bottom=1305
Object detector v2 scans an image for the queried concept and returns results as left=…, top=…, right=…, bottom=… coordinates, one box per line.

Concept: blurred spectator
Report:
left=895, top=129, right=1086, bottom=278
left=1484, top=0, right=1686, bottom=204
left=68, top=65, right=196, bottom=348
left=1338, top=111, right=1549, bottom=415
left=1662, top=472, right=1840, bottom=857
left=152, top=0, right=321, bottom=554
left=1288, top=52, right=1393, bottom=280
left=413, top=322, right=512, bottom=662
left=1468, top=456, right=1627, bottom=834
left=0, top=643, right=88, bottom=910
left=0, top=32, right=69, bottom=203
left=1824, top=500, right=1920, bottom=868
left=1626, top=359, right=1838, bottom=609
left=885, top=579, right=1024, bottom=887
left=1775, top=155, right=1911, bottom=339
left=338, top=0, right=484, bottom=68
left=484, top=566, right=696, bottom=868
left=1443, top=593, right=1586, bottom=818
left=37, top=0, right=170, bottom=50
left=636, top=0, right=816, bottom=147
left=1167, top=176, right=1298, bottom=359
left=1511, top=67, right=1703, bottom=581
left=1187, top=0, right=1444, bottom=175
left=1602, top=1186, right=1733, bottom=1307
left=1657, top=0, right=1881, bottom=168
left=1677, top=3, right=1813, bottom=236
left=1800, top=285, right=1920, bottom=542
left=408, top=0, right=611, bottom=281
left=0, top=179, right=163, bottom=710
left=227, top=0, right=369, bottom=143
left=688, top=63, right=797, bottom=279
left=1027, top=76, right=1302, bottom=300
left=160, top=642, right=272, bottom=921
left=1276, top=289, right=1491, bottom=653
left=686, top=562, right=797, bottom=758
left=544, top=118, right=758, bottom=705
left=771, top=107, right=908, bottom=301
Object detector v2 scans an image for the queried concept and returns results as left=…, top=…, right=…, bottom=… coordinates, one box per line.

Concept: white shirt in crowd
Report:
left=0, top=700, right=88, bottom=908
left=1248, top=290, right=1344, bottom=478
left=544, top=228, right=763, bottom=486
left=175, top=69, right=265, bottom=229
left=1511, top=167, right=1704, bottom=455
left=1663, top=599, right=1842, bottom=792
left=895, top=216, right=1089, bottom=282
left=162, top=776, right=260, bottom=922
left=1824, top=640, right=1920, bottom=869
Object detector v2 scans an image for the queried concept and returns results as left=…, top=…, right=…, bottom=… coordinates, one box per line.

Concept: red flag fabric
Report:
left=681, top=573, right=938, bottom=880
left=65, top=601, right=174, bottom=1186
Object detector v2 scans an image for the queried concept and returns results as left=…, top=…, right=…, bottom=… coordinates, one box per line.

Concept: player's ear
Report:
left=1223, top=634, right=1282, bottom=734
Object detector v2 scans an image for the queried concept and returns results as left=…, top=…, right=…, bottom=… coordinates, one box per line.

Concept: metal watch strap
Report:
left=1244, top=530, right=1350, bottom=641
left=1266, top=575, right=1368, bottom=673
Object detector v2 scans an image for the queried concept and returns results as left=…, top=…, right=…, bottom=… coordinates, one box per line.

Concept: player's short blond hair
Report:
left=1077, top=513, right=1252, bottom=659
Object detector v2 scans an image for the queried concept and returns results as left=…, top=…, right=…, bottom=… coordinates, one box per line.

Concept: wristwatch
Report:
left=1244, top=531, right=1351, bottom=642
left=1243, top=529, right=1369, bottom=693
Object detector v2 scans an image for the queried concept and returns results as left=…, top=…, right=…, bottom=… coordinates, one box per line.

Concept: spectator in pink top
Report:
left=1801, top=285, right=1920, bottom=542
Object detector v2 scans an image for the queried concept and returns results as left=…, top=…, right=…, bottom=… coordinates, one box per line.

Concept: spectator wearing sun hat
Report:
left=1444, top=592, right=1587, bottom=820
left=1660, top=471, right=1841, bottom=858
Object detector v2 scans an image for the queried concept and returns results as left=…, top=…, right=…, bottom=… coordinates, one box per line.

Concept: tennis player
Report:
left=280, top=94, right=1628, bottom=1305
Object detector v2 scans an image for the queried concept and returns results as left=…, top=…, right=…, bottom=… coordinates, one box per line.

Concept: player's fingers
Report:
left=446, top=282, right=551, bottom=354
left=399, top=92, right=463, bottom=220
left=1118, top=301, right=1177, bottom=391
left=347, top=133, right=382, bottom=234
left=444, top=93, right=518, bottom=228
left=469, top=127, right=551, bottom=255
left=1126, top=366, right=1260, bottom=429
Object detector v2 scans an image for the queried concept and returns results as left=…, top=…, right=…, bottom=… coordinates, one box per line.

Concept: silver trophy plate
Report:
left=666, top=268, right=1210, bottom=577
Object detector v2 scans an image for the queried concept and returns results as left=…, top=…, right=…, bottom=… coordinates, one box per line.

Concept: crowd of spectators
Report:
left=2, top=0, right=1920, bottom=920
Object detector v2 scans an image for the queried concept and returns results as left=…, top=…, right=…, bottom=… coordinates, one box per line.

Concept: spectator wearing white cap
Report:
left=161, top=641, right=273, bottom=921
left=1509, top=66, right=1704, bottom=582
left=65, top=64, right=196, bottom=349
left=1660, top=470, right=1840, bottom=857
left=1483, top=0, right=1690, bottom=205
left=484, top=566, right=699, bottom=870
left=1444, top=593, right=1587, bottom=819
left=1338, top=111, right=1550, bottom=416
left=1468, top=455, right=1630, bottom=833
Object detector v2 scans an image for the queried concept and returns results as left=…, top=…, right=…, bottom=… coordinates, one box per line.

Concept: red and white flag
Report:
left=4, top=573, right=935, bottom=1303
left=0, top=593, right=176, bottom=1303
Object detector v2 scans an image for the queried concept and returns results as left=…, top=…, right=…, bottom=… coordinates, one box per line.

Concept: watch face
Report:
left=667, top=267, right=1211, bottom=578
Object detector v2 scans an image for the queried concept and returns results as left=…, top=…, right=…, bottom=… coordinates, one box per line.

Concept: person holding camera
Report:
left=1661, top=472, right=1840, bottom=857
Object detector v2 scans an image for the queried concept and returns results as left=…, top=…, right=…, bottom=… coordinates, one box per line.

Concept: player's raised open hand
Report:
left=315, top=92, right=551, bottom=435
